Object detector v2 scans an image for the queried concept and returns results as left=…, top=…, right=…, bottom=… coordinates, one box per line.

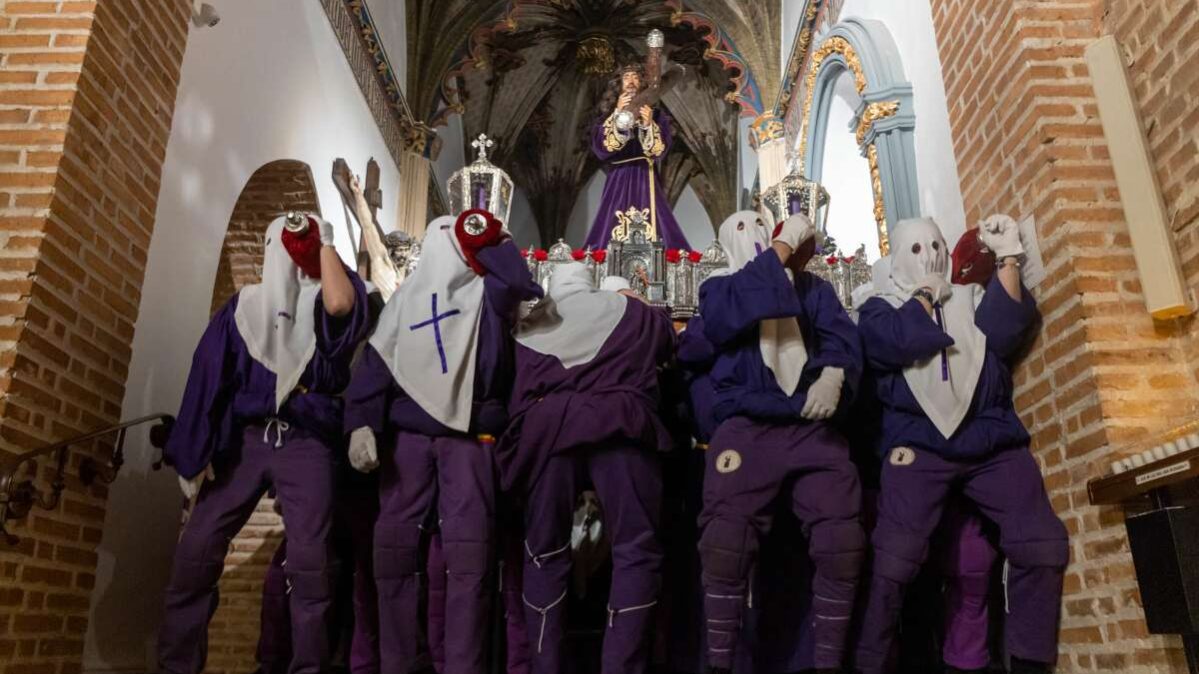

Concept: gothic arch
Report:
left=797, top=18, right=918, bottom=256
left=209, top=160, right=322, bottom=314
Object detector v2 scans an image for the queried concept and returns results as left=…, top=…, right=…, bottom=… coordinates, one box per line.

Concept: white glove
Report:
left=178, top=464, right=215, bottom=501
left=348, top=426, right=379, bottom=473
left=977, top=215, right=1023, bottom=259
left=772, top=213, right=816, bottom=252
left=916, top=273, right=952, bottom=305
left=801, top=367, right=844, bottom=421
left=315, top=215, right=335, bottom=246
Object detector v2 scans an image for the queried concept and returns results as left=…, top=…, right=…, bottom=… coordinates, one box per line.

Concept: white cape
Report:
left=880, top=218, right=986, bottom=439
left=369, top=217, right=485, bottom=432
left=703, top=210, right=807, bottom=396
left=515, top=262, right=627, bottom=369
left=234, top=217, right=320, bottom=412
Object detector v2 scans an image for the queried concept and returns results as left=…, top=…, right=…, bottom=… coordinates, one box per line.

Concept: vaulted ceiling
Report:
left=388, top=0, right=781, bottom=244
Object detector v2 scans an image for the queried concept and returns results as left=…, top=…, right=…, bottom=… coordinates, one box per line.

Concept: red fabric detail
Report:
left=281, top=217, right=323, bottom=279
left=772, top=221, right=784, bottom=239
left=951, top=228, right=996, bottom=286
left=591, top=250, right=607, bottom=264
left=455, top=209, right=503, bottom=275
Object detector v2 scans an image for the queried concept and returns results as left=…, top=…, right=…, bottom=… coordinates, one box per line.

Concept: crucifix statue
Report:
left=332, top=157, right=401, bottom=300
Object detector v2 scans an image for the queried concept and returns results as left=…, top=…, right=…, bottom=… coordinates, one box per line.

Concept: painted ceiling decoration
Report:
left=345, top=0, right=784, bottom=242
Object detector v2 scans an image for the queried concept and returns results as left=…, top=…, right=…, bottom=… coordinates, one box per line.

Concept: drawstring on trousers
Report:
left=263, top=418, right=291, bottom=448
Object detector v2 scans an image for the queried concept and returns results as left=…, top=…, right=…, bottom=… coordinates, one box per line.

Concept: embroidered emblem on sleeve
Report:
left=603, top=113, right=629, bottom=152
left=889, top=447, right=916, bottom=467
left=715, top=449, right=742, bottom=474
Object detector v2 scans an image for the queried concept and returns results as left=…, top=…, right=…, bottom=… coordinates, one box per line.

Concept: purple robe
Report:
left=495, top=299, right=676, bottom=492
left=676, top=316, right=718, bottom=445
left=343, top=240, right=543, bottom=438
left=582, top=108, right=690, bottom=251
left=166, top=273, right=370, bottom=479
left=342, top=240, right=540, bottom=674
left=855, top=277, right=1068, bottom=673
left=857, top=274, right=1038, bottom=460
left=698, top=251, right=863, bottom=422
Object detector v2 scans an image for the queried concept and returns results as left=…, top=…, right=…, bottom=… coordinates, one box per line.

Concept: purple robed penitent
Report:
left=166, top=276, right=369, bottom=479
left=699, top=250, right=863, bottom=423
left=582, top=109, right=690, bottom=251
left=695, top=250, right=866, bottom=672
left=497, top=299, right=675, bottom=674
left=854, top=275, right=1070, bottom=673
left=342, top=240, right=542, bottom=674
left=158, top=272, right=370, bottom=674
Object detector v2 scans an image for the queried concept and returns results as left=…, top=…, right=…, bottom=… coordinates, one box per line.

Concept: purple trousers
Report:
left=521, top=445, right=663, bottom=674
left=855, top=446, right=1069, bottom=673
left=698, top=417, right=865, bottom=671
left=159, top=425, right=337, bottom=674
left=257, top=540, right=292, bottom=674
left=375, top=431, right=496, bottom=674
left=256, top=485, right=380, bottom=674
left=938, top=506, right=998, bottom=671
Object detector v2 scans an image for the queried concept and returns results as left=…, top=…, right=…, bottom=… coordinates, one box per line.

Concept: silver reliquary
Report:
left=762, top=171, right=831, bottom=237
left=447, top=134, right=514, bottom=225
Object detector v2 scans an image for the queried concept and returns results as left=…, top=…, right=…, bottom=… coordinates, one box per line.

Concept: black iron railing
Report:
left=0, top=413, right=174, bottom=545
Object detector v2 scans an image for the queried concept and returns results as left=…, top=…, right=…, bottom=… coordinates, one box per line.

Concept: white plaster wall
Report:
left=366, top=0, right=407, bottom=95
left=85, top=2, right=402, bottom=670
left=781, top=0, right=806, bottom=72
left=562, top=172, right=714, bottom=251
left=822, top=0, right=968, bottom=243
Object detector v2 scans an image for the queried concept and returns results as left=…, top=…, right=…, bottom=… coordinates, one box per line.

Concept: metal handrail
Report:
left=0, top=413, right=174, bottom=545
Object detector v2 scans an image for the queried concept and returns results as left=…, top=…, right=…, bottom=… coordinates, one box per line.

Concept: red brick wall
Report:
left=930, top=1, right=1198, bottom=671
left=0, top=1, right=191, bottom=671
left=203, top=160, right=320, bottom=674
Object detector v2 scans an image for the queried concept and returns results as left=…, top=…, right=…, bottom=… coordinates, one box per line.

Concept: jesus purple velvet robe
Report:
left=582, top=108, right=689, bottom=251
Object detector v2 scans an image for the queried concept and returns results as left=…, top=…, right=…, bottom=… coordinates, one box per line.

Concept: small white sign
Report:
left=1018, top=215, right=1046, bottom=290
left=1134, top=459, right=1191, bottom=486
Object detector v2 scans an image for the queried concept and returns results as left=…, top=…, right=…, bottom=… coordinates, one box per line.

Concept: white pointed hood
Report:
left=234, top=217, right=321, bottom=412
left=705, top=210, right=808, bottom=397
left=369, top=217, right=485, bottom=432
left=515, top=262, right=627, bottom=369
left=880, top=218, right=986, bottom=439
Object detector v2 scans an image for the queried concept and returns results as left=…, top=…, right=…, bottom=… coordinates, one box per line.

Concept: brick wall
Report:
left=204, top=159, right=320, bottom=674
left=0, top=1, right=191, bottom=672
left=930, top=1, right=1199, bottom=671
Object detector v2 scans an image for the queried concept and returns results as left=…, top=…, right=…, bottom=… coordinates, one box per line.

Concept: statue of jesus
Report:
left=582, top=64, right=690, bottom=251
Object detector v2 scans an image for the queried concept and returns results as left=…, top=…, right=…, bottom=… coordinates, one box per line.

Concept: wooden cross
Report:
left=471, top=133, right=494, bottom=161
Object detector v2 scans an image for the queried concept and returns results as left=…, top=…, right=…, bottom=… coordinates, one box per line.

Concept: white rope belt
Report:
left=522, top=590, right=568, bottom=653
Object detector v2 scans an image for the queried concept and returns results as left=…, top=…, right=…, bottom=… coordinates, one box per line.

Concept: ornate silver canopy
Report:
left=447, top=133, right=514, bottom=226
left=762, top=171, right=831, bottom=237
